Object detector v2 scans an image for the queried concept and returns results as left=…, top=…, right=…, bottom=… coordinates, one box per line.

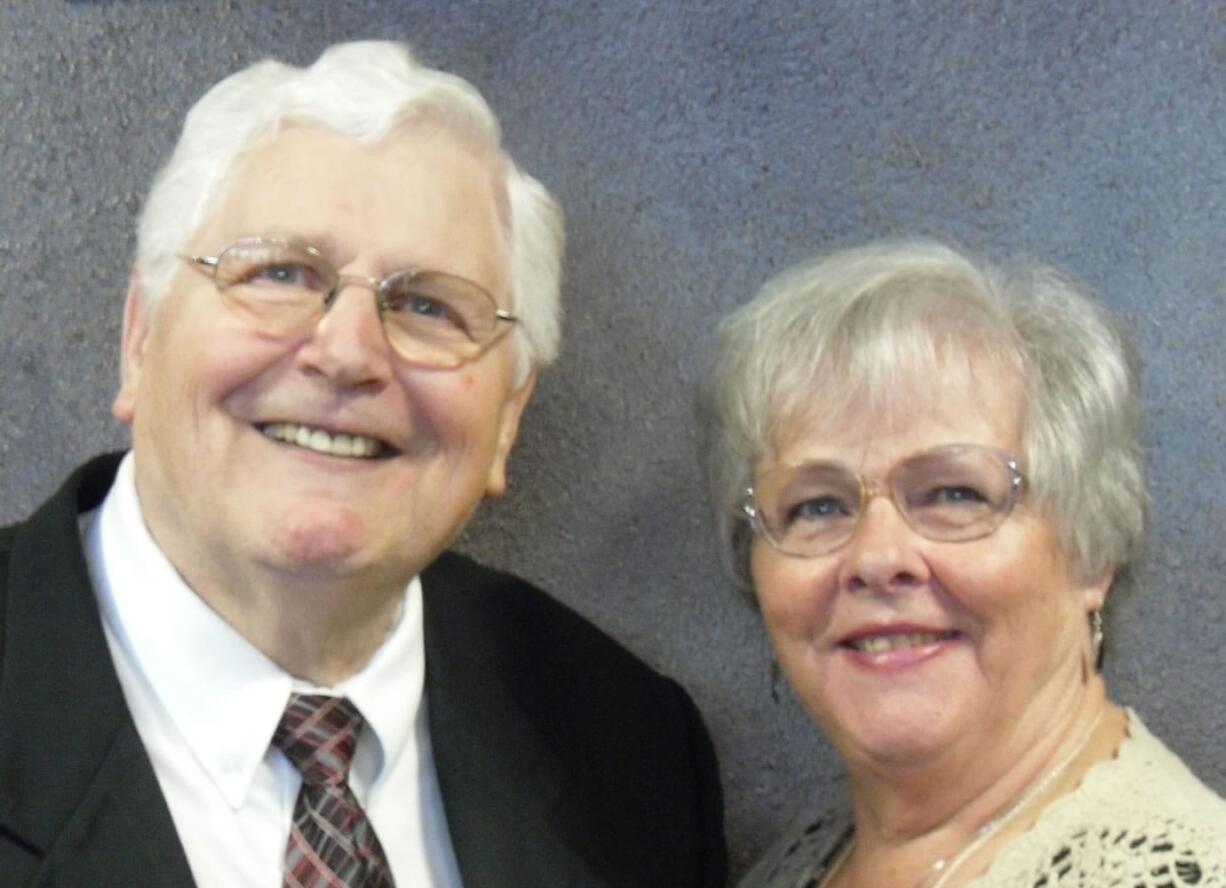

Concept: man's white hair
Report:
left=136, top=41, right=564, bottom=383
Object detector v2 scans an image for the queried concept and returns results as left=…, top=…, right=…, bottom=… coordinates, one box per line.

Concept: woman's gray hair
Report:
left=706, top=239, right=1144, bottom=599
left=136, top=41, right=563, bottom=384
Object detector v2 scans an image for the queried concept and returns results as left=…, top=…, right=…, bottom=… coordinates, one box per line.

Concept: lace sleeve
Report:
left=970, top=710, right=1226, bottom=886
left=738, top=809, right=853, bottom=888
left=740, top=712, right=1225, bottom=888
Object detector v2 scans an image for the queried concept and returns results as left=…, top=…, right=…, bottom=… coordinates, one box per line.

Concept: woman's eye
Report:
left=927, top=485, right=988, bottom=505
left=786, top=496, right=849, bottom=525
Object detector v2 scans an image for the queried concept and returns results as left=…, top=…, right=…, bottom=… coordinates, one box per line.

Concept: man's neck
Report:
left=191, top=573, right=408, bottom=685
left=131, top=472, right=418, bottom=685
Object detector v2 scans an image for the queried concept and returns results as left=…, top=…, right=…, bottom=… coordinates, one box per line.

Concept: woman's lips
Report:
left=838, top=626, right=962, bottom=670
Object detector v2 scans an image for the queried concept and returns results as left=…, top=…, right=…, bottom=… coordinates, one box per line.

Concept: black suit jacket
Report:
left=0, top=454, right=727, bottom=886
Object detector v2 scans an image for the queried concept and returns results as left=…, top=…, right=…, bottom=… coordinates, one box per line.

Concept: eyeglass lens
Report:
left=752, top=445, right=1019, bottom=556
left=211, top=239, right=503, bottom=366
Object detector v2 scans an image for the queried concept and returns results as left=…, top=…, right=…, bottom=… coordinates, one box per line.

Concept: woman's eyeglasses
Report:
left=743, top=444, right=1024, bottom=558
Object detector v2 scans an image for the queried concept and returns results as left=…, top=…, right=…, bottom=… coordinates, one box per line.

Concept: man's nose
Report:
left=837, top=494, right=930, bottom=594
left=297, top=280, right=393, bottom=389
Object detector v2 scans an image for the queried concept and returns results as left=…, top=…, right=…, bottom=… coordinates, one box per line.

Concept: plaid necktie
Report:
left=273, top=694, right=396, bottom=888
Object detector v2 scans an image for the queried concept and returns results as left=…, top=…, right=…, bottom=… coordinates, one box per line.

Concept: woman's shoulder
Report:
left=1090, top=708, right=1226, bottom=836
left=1113, top=710, right=1226, bottom=814
left=977, top=708, right=1226, bottom=886
left=738, top=807, right=853, bottom=888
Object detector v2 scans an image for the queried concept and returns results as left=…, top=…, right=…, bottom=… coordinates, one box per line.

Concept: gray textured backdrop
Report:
left=2, top=0, right=1223, bottom=877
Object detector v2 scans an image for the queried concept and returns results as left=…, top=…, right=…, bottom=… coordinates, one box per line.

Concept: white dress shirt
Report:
left=81, top=453, right=462, bottom=887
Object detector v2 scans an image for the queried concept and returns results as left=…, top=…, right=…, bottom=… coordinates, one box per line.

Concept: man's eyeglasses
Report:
left=182, top=237, right=517, bottom=368
left=742, top=444, right=1024, bottom=558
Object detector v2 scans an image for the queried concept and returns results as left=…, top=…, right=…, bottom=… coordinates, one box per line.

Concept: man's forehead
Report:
left=218, top=123, right=499, bottom=206
left=184, top=123, right=510, bottom=284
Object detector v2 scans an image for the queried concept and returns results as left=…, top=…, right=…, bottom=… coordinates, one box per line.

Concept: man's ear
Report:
left=112, top=276, right=152, bottom=425
left=484, top=370, right=538, bottom=498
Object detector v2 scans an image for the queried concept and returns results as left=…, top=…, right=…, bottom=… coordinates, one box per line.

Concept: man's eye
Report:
left=408, top=295, right=446, bottom=317
left=393, top=294, right=468, bottom=331
left=250, top=263, right=314, bottom=287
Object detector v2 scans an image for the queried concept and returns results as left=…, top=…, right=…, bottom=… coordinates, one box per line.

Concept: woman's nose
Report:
left=837, top=494, right=930, bottom=594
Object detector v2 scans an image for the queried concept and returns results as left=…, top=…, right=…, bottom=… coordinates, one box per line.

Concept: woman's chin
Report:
left=823, top=701, right=968, bottom=771
left=849, top=730, right=953, bottom=769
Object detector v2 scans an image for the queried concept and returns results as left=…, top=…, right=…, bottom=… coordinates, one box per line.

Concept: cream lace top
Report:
left=740, top=711, right=1226, bottom=887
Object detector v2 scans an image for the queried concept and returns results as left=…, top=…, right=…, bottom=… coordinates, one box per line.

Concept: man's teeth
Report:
left=261, top=423, right=382, bottom=458
left=850, top=631, right=956, bottom=654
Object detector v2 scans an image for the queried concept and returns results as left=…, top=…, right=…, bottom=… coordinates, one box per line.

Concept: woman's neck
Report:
left=834, top=679, right=1124, bottom=888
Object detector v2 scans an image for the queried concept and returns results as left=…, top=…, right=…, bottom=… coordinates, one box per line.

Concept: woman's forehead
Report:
left=766, top=353, right=1025, bottom=468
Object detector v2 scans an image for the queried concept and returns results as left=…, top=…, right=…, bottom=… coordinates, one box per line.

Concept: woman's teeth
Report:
left=849, top=631, right=957, bottom=654
left=260, top=422, right=383, bottom=459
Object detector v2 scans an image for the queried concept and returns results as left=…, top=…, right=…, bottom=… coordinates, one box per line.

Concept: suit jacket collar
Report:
left=0, top=453, right=197, bottom=886
left=422, top=553, right=611, bottom=886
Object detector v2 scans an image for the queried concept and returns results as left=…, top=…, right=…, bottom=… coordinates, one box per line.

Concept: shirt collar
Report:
left=85, top=452, right=424, bottom=808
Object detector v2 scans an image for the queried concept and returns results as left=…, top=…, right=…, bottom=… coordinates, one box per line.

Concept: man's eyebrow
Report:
left=245, top=230, right=463, bottom=280
left=253, top=230, right=341, bottom=255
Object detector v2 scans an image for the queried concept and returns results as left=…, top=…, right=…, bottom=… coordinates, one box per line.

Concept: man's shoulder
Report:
left=423, top=551, right=623, bottom=638
left=0, top=452, right=123, bottom=656
left=422, top=550, right=728, bottom=885
left=0, top=522, right=15, bottom=575
left=0, top=522, right=13, bottom=652
left=3, top=454, right=124, bottom=530
left=422, top=549, right=670, bottom=687
left=420, top=549, right=709, bottom=757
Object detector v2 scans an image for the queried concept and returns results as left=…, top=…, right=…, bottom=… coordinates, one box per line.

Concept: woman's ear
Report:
left=1081, top=568, right=1114, bottom=614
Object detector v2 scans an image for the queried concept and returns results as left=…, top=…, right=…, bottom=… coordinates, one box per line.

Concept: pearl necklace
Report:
left=822, top=709, right=1105, bottom=888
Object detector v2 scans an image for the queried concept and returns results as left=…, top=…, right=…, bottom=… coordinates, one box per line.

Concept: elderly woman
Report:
left=709, top=240, right=1226, bottom=887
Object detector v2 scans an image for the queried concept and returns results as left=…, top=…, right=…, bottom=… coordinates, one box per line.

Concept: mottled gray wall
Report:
left=2, top=0, right=1223, bottom=877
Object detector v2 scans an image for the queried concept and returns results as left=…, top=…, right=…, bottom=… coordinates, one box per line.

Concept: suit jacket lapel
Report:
left=422, top=555, right=609, bottom=887
left=0, top=454, right=196, bottom=887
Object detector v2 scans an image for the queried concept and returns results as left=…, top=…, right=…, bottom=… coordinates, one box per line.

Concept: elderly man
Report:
left=0, top=42, right=726, bottom=887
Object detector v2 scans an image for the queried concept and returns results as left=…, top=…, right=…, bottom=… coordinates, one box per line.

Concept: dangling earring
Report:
left=769, top=657, right=782, bottom=704
left=1090, top=609, right=1104, bottom=670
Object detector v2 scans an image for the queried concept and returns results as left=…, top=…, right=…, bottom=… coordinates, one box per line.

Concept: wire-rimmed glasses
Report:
left=742, top=444, right=1025, bottom=558
left=182, top=237, right=517, bottom=368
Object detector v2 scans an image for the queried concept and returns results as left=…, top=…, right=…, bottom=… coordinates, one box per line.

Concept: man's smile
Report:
left=258, top=421, right=391, bottom=459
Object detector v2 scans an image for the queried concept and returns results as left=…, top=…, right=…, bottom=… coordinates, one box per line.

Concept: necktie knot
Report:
left=273, top=693, right=363, bottom=787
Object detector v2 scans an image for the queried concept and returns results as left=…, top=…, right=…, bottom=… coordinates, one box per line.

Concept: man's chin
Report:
left=260, top=510, right=375, bottom=574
